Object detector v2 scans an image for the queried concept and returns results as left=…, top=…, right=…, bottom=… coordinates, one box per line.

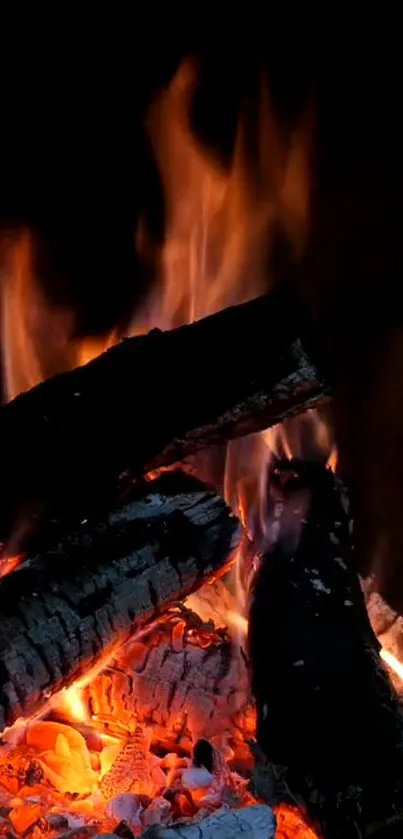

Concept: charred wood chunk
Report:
left=0, top=282, right=330, bottom=554
left=0, top=471, right=239, bottom=732
left=248, top=459, right=403, bottom=839
left=84, top=607, right=254, bottom=762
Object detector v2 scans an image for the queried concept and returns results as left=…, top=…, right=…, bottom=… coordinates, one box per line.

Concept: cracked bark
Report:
left=0, top=471, right=239, bottom=731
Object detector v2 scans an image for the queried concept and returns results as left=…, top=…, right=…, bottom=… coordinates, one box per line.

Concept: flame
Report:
left=380, top=648, right=403, bottom=682
left=133, top=58, right=311, bottom=333
left=52, top=684, right=90, bottom=725
left=0, top=232, right=76, bottom=402
left=1, top=59, right=312, bottom=406
left=76, top=332, right=119, bottom=368
left=225, top=610, right=248, bottom=637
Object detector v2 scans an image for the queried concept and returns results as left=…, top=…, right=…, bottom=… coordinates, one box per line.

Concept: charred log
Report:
left=0, top=283, right=330, bottom=554
left=0, top=471, right=239, bottom=732
left=248, top=460, right=403, bottom=839
left=83, top=607, right=254, bottom=762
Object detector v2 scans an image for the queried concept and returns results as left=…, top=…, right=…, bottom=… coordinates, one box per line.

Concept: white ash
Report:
left=181, top=767, right=213, bottom=790
left=105, top=793, right=145, bottom=831
left=135, top=804, right=276, bottom=838
left=142, top=797, right=172, bottom=827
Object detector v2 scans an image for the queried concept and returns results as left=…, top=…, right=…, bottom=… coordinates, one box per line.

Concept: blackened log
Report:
left=0, top=471, right=239, bottom=732
left=248, top=460, right=403, bottom=839
left=0, top=283, right=330, bottom=554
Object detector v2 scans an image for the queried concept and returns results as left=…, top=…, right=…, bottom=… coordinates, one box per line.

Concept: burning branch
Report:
left=0, top=471, right=239, bottom=731
left=0, top=283, right=330, bottom=555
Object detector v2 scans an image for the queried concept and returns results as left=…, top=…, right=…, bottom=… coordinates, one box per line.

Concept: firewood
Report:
left=248, top=459, right=403, bottom=839
left=135, top=805, right=277, bottom=838
left=84, top=607, right=254, bottom=760
left=0, top=471, right=239, bottom=732
left=0, top=283, right=330, bottom=554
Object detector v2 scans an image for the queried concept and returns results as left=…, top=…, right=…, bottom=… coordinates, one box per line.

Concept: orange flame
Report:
left=0, top=232, right=76, bottom=402
left=133, top=58, right=312, bottom=332
left=0, top=57, right=312, bottom=404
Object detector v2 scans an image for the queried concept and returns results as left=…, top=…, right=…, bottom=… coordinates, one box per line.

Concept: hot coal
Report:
left=83, top=606, right=254, bottom=763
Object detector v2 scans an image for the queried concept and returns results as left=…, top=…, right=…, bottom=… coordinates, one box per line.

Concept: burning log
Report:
left=0, top=471, right=239, bottom=732
left=0, top=283, right=330, bottom=554
left=248, top=459, right=403, bottom=839
left=84, top=607, right=255, bottom=762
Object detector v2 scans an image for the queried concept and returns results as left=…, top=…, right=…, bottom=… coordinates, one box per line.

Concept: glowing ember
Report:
left=275, top=804, right=319, bottom=838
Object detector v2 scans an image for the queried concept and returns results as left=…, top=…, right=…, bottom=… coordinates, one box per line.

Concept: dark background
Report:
left=1, top=27, right=403, bottom=606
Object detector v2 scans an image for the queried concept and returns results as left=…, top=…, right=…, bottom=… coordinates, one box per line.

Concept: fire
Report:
left=0, top=57, right=379, bottom=839
left=0, top=232, right=76, bottom=402
left=380, top=648, right=403, bottom=681
left=52, top=685, right=90, bottom=725
left=1, top=58, right=312, bottom=404
left=132, top=59, right=311, bottom=331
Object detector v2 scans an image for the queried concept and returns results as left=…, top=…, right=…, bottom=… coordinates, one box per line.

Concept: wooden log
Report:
left=137, top=805, right=277, bottom=838
left=0, top=471, right=239, bottom=732
left=0, top=283, right=331, bottom=555
left=83, top=606, right=255, bottom=761
left=248, top=460, right=403, bottom=839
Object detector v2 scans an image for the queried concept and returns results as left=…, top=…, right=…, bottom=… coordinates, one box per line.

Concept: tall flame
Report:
left=0, top=232, right=76, bottom=401
left=1, top=59, right=312, bottom=404
left=133, top=59, right=311, bottom=331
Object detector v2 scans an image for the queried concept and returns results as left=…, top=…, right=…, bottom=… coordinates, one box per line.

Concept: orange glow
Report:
left=76, top=332, right=118, bottom=368
left=275, top=804, right=319, bottom=838
left=1, top=232, right=75, bottom=402
left=262, top=409, right=337, bottom=469
left=380, top=648, right=403, bottom=682
left=51, top=684, right=90, bottom=724
left=1, top=60, right=312, bottom=407
left=225, top=610, right=248, bottom=637
left=133, top=58, right=311, bottom=333
left=0, top=555, right=23, bottom=579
